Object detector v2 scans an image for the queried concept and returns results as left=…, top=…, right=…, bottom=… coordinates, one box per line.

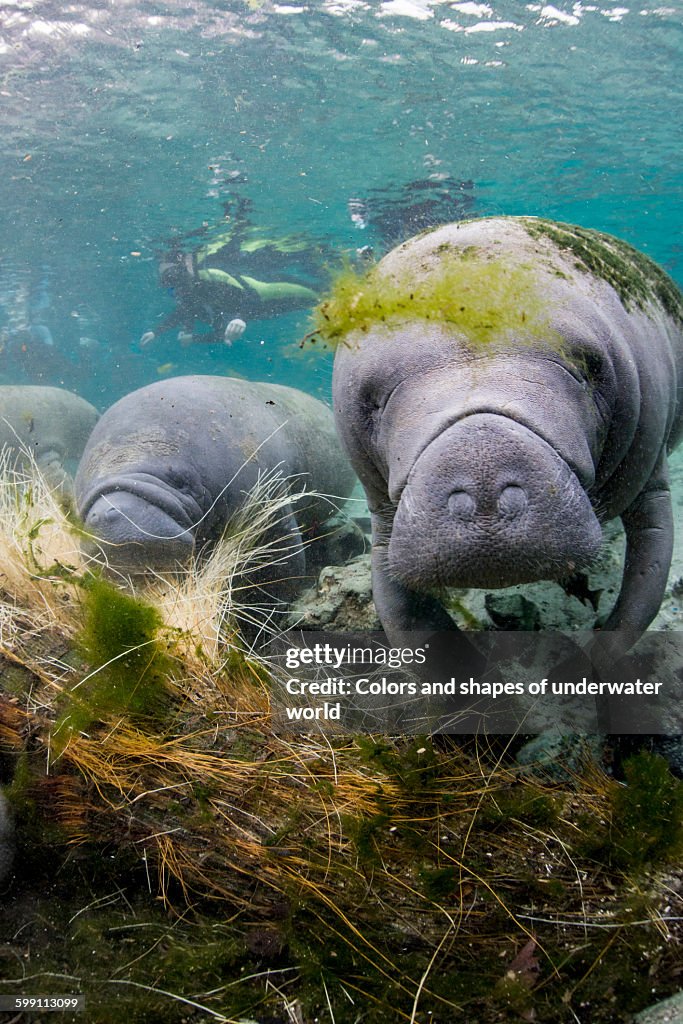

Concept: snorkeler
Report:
left=140, top=209, right=325, bottom=347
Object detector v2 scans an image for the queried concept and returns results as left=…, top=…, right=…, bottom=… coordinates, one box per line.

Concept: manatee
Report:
left=0, top=385, right=99, bottom=490
left=330, top=216, right=683, bottom=645
left=74, top=375, right=357, bottom=598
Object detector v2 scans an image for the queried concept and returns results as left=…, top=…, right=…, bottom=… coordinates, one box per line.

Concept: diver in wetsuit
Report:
left=140, top=222, right=323, bottom=347
left=140, top=178, right=476, bottom=349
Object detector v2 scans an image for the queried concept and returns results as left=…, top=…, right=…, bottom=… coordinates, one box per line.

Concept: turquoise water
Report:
left=0, top=0, right=682, bottom=407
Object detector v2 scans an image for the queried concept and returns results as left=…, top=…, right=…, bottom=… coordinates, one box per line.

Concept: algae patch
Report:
left=608, top=751, right=683, bottom=871
left=524, top=217, right=683, bottom=324
left=312, top=249, right=561, bottom=351
left=53, top=575, right=175, bottom=751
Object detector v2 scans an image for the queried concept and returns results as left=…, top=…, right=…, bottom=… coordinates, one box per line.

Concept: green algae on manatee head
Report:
left=312, top=217, right=683, bottom=352
left=311, top=244, right=562, bottom=352
left=523, top=217, right=683, bottom=325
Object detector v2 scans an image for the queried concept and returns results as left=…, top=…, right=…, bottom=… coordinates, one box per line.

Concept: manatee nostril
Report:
left=447, top=489, right=476, bottom=519
left=497, top=484, right=527, bottom=517
left=87, top=506, right=116, bottom=527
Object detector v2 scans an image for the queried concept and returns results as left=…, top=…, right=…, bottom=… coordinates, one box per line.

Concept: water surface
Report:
left=0, top=0, right=681, bottom=403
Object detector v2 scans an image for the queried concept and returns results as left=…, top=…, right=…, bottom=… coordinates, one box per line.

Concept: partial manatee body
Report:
left=74, top=375, right=357, bottom=597
left=0, top=385, right=99, bottom=490
left=331, top=217, right=683, bottom=643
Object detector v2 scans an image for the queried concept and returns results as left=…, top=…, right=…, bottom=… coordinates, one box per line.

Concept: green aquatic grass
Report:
left=575, top=751, right=683, bottom=873
left=609, top=752, right=683, bottom=870
left=52, top=575, right=176, bottom=753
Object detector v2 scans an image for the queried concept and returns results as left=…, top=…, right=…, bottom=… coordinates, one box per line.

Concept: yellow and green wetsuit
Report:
left=157, top=228, right=323, bottom=343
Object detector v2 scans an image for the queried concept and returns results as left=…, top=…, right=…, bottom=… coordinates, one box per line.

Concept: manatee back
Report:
left=243, top=379, right=358, bottom=514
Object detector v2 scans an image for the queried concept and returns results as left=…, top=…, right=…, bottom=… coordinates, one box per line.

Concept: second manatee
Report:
left=74, top=375, right=357, bottom=596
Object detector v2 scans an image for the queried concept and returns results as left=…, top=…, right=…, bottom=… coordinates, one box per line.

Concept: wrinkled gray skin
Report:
left=332, top=217, right=683, bottom=645
left=0, top=385, right=99, bottom=491
left=74, top=375, right=356, bottom=600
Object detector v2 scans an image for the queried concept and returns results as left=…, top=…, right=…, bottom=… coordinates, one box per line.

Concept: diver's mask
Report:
left=159, top=252, right=195, bottom=289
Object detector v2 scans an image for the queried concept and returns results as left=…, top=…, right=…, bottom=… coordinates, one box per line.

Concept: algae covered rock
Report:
left=287, top=553, right=380, bottom=630
left=635, top=990, right=683, bottom=1024
left=484, top=592, right=542, bottom=631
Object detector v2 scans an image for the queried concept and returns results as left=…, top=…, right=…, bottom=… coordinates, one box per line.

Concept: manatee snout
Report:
left=388, top=414, right=602, bottom=589
left=80, top=473, right=203, bottom=571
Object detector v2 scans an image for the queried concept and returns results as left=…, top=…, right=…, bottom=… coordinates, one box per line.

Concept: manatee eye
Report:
left=167, top=466, right=193, bottom=493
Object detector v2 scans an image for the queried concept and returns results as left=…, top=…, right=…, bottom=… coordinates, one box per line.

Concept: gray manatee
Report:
left=74, top=375, right=357, bottom=595
left=0, top=385, right=99, bottom=489
left=330, top=216, right=683, bottom=644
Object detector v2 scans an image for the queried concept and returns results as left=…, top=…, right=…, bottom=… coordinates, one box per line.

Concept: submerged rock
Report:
left=484, top=592, right=542, bottom=631
left=515, top=729, right=604, bottom=781
left=635, top=990, right=683, bottom=1023
left=286, top=553, right=380, bottom=631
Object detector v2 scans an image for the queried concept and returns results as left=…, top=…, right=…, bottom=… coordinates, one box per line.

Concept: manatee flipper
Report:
left=372, top=509, right=485, bottom=695
left=601, top=449, right=674, bottom=636
left=371, top=509, right=457, bottom=637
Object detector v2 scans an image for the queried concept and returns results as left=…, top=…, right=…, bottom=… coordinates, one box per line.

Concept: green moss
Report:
left=5, top=751, right=35, bottom=811
left=492, top=973, right=536, bottom=1018
left=3, top=752, right=73, bottom=865
left=524, top=217, right=683, bottom=324
left=263, top=807, right=304, bottom=849
left=608, top=752, right=683, bottom=870
left=355, top=735, right=442, bottom=792
left=344, top=810, right=391, bottom=863
left=53, top=575, right=176, bottom=751
left=420, top=864, right=458, bottom=900
left=312, top=249, right=562, bottom=352
left=575, top=752, right=683, bottom=873
left=478, top=784, right=561, bottom=830
left=0, top=880, right=277, bottom=1024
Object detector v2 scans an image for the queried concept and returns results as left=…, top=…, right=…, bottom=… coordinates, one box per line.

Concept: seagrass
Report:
left=1, top=454, right=681, bottom=1022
